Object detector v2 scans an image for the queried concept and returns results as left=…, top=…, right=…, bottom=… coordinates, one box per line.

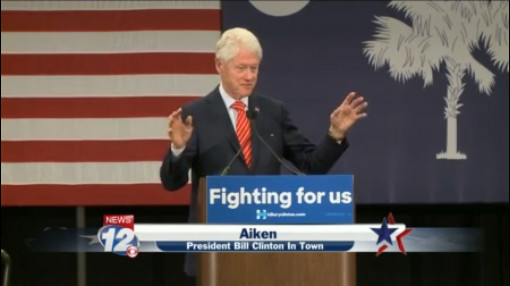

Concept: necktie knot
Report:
left=232, top=101, right=246, bottom=111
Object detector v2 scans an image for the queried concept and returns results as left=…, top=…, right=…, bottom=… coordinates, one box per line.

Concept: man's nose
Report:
left=243, top=69, right=256, bottom=80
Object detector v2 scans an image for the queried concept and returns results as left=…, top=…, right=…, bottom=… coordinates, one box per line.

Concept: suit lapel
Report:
left=249, top=95, right=261, bottom=172
left=206, top=88, right=241, bottom=154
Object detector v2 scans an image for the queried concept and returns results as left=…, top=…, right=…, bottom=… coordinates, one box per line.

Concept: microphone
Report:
left=220, top=148, right=243, bottom=176
left=220, top=109, right=253, bottom=175
left=248, top=107, right=305, bottom=176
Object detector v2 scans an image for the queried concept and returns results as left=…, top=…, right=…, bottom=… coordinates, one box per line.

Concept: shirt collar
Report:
left=219, top=83, right=249, bottom=110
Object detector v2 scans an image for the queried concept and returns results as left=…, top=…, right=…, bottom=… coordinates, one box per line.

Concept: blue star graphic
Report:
left=371, top=218, right=397, bottom=245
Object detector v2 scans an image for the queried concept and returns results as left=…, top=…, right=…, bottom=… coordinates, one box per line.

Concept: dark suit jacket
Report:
left=160, top=86, right=349, bottom=276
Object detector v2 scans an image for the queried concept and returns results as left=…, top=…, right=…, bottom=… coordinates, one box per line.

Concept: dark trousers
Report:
left=185, top=276, right=196, bottom=286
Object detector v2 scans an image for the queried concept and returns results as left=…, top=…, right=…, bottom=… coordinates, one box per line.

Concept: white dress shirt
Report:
left=171, top=84, right=248, bottom=157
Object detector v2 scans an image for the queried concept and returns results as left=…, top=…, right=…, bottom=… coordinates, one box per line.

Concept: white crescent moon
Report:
left=249, top=0, right=310, bottom=17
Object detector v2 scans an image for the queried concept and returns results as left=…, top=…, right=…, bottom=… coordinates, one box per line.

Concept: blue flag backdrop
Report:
left=222, top=1, right=509, bottom=203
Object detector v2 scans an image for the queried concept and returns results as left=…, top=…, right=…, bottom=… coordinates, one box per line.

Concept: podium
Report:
left=196, top=177, right=356, bottom=286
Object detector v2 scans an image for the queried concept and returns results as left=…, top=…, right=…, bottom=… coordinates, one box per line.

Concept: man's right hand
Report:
left=168, top=108, right=193, bottom=149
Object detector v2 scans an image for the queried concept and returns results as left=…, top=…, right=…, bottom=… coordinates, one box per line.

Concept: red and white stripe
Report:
left=232, top=101, right=252, bottom=167
left=1, top=1, right=221, bottom=206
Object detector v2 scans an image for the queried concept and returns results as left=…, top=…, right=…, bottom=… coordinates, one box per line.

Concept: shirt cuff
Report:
left=171, top=144, right=185, bottom=157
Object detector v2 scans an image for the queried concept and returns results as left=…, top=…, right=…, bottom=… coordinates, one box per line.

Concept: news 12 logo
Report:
left=97, top=214, right=139, bottom=258
left=256, top=209, right=267, bottom=220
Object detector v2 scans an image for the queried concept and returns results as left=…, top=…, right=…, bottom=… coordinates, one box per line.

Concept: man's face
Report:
left=216, top=46, right=260, bottom=100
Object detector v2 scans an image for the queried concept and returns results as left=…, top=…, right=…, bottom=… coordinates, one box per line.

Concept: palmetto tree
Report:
left=363, top=1, right=509, bottom=159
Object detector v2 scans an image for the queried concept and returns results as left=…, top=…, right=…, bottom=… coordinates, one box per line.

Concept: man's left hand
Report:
left=329, top=91, right=368, bottom=140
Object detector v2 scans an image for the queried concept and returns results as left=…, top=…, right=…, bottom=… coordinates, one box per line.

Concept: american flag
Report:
left=1, top=1, right=220, bottom=206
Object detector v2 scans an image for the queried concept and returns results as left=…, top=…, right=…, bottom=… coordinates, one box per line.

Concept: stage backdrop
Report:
left=222, top=0, right=509, bottom=203
left=1, top=1, right=508, bottom=205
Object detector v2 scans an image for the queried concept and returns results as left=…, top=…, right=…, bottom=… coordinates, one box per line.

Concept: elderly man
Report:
left=160, top=27, right=367, bottom=279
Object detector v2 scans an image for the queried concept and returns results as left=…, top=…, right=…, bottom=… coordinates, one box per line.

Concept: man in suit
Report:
left=160, top=27, right=367, bottom=278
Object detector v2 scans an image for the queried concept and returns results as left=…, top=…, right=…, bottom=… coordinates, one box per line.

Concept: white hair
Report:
left=215, top=27, right=263, bottom=63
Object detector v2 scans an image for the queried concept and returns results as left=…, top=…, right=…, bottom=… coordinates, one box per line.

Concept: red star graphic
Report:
left=388, top=212, right=413, bottom=255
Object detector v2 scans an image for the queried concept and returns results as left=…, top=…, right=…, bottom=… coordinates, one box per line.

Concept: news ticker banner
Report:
left=206, top=175, right=353, bottom=224
left=32, top=214, right=481, bottom=258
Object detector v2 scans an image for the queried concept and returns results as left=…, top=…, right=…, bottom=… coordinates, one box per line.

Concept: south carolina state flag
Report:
left=222, top=1, right=509, bottom=204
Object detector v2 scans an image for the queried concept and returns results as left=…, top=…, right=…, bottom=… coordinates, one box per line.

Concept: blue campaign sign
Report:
left=206, top=175, right=353, bottom=224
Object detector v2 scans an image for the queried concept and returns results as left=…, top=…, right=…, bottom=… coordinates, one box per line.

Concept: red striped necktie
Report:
left=232, top=101, right=252, bottom=168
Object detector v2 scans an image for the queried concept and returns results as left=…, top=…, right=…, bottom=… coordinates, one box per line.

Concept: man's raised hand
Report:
left=329, top=92, right=368, bottom=140
left=168, top=108, right=193, bottom=149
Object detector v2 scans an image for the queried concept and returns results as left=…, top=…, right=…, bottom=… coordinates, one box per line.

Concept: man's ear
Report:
left=215, top=58, right=223, bottom=73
